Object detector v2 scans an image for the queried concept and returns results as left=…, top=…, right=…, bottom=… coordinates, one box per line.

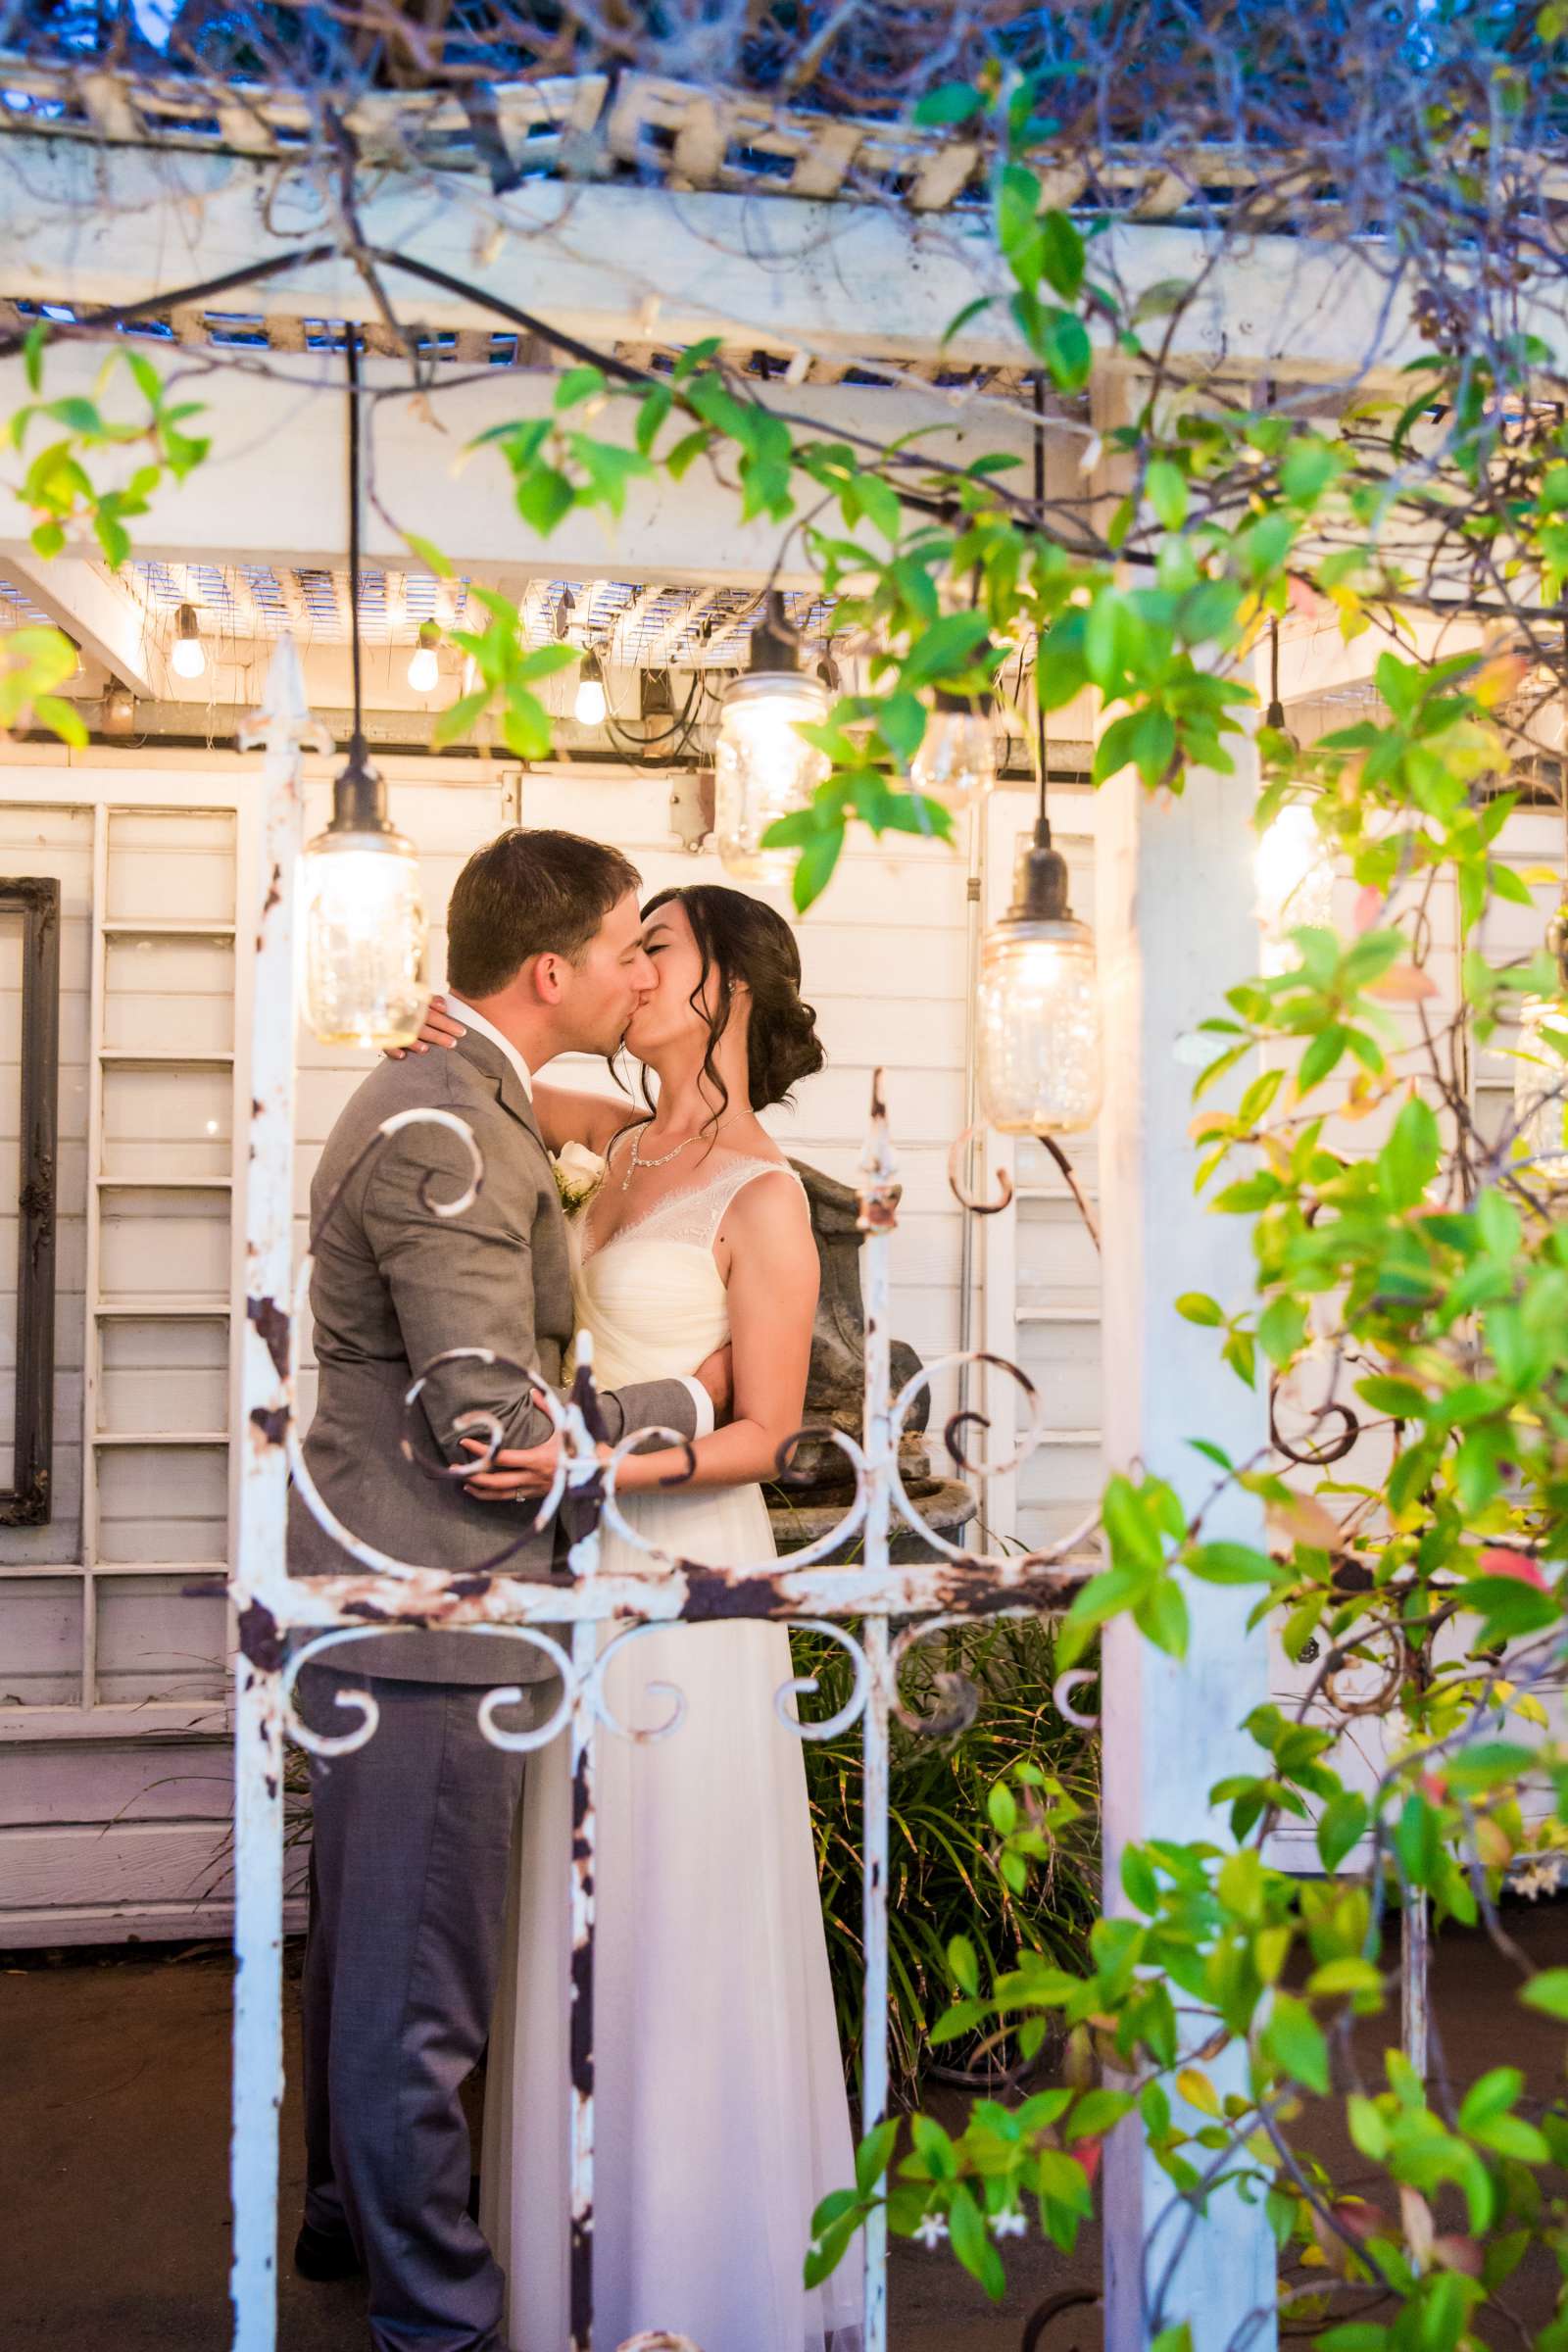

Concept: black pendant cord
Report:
left=1032, top=370, right=1051, bottom=848
left=330, top=327, right=387, bottom=833
left=346, top=326, right=364, bottom=753
left=1267, top=612, right=1285, bottom=729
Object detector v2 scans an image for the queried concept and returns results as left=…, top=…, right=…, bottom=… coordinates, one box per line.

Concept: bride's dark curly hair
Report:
left=637, top=884, right=825, bottom=1124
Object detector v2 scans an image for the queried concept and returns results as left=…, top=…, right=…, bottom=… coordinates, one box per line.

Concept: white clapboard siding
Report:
left=0, top=773, right=252, bottom=1945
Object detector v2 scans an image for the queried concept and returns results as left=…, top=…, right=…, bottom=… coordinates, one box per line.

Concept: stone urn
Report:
left=766, top=1160, right=976, bottom=1564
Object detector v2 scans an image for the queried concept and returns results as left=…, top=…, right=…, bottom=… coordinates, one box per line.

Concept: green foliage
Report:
left=15, top=66, right=1568, bottom=2347
left=791, top=1616, right=1098, bottom=2094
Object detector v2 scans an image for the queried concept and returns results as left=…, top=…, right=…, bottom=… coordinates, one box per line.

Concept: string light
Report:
left=407, top=621, right=440, bottom=695
left=574, top=648, right=608, bottom=727
left=713, top=592, right=829, bottom=882
left=301, top=334, right=426, bottom=1050
left=171, top=602, right=205, bottom=680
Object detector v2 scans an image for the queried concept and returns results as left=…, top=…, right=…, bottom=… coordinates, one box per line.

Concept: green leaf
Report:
left=23, top=318, right=47, bottom=393
left=501, top=688, right=554, bottom=761
left=565, top=433, right=655, bottom=517
left=1520, top=1968, right=1568, bottom=2018
left=855, top=2118, right=900, bottom=2195
left=1256, top=1294, right=1307, bottom=1368
left=1316, top=1790, right=1369, bottom=1872
left=1036, top=308, right=1093, bottom=394
left=430, top=688, right=489, bottom=749
left=1457, top=2066, right=1524, bottom=2132
left=1175, top=1292, right=1225, bottom=1326
left=949, top=1934, right=980, bottom=1997
left=1378, top=1094, right=1441, bottom=1211
left=790, top=824, right=845, bottom=912
left=876, top=690, right=928, bottom=763
left=403, top=531, right=455, bottom=580
left=32, top=693, right=87, bottom=748
left=1188, top=1542, right=1278, bottom=1587
left=514, top=465, right=575, bottom=536
left=1133, top=1575, right=1190, bottom=1660
left=553, top=364, right=607, bottom=410
left=940, top=294, right=999, bottom=350
left=512, top=641, right=582, bottom=685
left=1146, top=458, right=1189, bottom=531
left=1037, top=212, right=1086, bottom=303
left=948, top=2182, right=1007, bottom=2301
left=900, top=610, right=995, bottom=690
left=911, top=80, right=984, bottom=127
left=1262, top=1992, right=1329, bottom=2093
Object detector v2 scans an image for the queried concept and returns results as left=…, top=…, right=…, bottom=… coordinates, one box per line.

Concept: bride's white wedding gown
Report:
left=480, top=1151, right=863, bottom=2352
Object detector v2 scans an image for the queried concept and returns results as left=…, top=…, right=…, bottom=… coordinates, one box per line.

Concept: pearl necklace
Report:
left=620, top=1115, right=741, bottom=1192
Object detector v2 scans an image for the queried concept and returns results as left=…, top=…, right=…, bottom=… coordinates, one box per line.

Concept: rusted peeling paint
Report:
left=250, top=1404, right=290, bottom=1450
left=247, top=1295, right=291, bottom=1382
left=236, top=1600, right=285, bottom=1674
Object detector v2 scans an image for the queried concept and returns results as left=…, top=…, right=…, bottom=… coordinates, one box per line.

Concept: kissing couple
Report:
left=288, top=827, right=862, bottom=2352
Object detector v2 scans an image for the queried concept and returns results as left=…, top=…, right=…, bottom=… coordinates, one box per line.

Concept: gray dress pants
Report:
left=299, top=1667, right=530, bottom=2352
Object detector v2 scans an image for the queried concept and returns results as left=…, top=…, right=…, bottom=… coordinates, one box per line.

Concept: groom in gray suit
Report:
left=288, top=828, right=728, bottom=2352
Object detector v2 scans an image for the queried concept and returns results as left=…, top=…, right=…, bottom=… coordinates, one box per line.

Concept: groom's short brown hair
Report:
left=445, top=828, right=641, bottom=998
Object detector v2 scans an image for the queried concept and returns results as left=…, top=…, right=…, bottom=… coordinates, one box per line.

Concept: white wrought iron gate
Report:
left=227, top=642, right=1092, bottom=2352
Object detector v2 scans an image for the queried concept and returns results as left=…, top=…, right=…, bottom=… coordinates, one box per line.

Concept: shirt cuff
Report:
left=678, top=1375, right=715, bottom=1440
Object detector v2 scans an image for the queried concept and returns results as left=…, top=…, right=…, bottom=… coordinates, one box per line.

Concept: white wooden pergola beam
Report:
left=0, top=350, right=1045, bottom=587
left=2, top=548, right=165, bottom=696
left=2, top=136, right=1562, bottom=386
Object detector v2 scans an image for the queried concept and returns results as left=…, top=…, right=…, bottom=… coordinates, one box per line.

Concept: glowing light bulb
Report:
left=574, top=652, right=608, bottom=727
left=1513, top=994, right=1568, bottom=1187
left=171, top=603, right=205, bottom=680
left=976, top=827, right=1102, bottom=1135
left=407, top=623, right=440, bottom=695
left=1255, top=803, right=1335, bottom=975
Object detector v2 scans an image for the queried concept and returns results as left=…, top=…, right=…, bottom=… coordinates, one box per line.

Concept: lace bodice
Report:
left=577, top=1145, right=803, bottom=1267
left=569, top=1147, right=806, bottom=1392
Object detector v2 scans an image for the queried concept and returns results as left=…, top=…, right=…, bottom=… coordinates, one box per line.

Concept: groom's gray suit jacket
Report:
left=287, top=1027, right=700, bottom=1684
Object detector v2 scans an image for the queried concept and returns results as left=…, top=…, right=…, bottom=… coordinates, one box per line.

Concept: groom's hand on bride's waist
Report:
left=695, top=1344, right=733, bottom=1425
left=461, top=1428, right=576, bottom=1499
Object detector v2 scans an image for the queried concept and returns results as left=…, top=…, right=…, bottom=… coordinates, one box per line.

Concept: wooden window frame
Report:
left=2, top=876, right=59, bottom=1526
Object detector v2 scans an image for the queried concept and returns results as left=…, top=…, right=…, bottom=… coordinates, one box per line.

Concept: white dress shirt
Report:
left=441, top=994, right=714, bottom=1439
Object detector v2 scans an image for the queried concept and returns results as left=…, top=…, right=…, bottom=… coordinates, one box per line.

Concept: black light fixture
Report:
left=299, top=328, right=426, bottom=1048
left=974, top=377, right=1102, bottom=1134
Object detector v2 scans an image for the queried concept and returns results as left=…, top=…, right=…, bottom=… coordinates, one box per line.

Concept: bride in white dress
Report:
left=435, top=884, right=862, bottom=2352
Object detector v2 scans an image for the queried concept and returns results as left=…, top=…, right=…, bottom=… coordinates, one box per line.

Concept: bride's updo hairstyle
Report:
left=639, top=885, right=825, bottom=1120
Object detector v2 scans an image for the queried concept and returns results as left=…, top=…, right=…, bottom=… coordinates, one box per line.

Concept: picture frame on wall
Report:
left=2, top=875, right=59, bottom=1526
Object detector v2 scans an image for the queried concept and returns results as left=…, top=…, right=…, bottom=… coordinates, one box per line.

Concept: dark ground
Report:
left=2, top=1908, right=1566, bottom=2352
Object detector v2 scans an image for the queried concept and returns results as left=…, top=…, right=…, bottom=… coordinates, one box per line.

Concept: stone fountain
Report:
left=767, top=1160, right=978, bottom=1563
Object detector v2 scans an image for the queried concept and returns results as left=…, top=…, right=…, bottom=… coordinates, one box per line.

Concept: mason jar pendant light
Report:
left=301, top=331, right=426, bottom=1050
left=1511, top=627, right=1568, bottom=1190
left=1515, top=911, right=1568, bottom=1190
left=910, top=686, right=998, bottom=808
left=976, top=381, right=1102, bottom=1135
left=714, top=591, right=829, bottom=882
left=1255, top=614, right=1333, bottom=973
left=977, top=814, right=1102, bottom=1135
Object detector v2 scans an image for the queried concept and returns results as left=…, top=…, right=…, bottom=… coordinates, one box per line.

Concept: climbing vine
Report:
left=6, top=11, right=1568, bottom=2347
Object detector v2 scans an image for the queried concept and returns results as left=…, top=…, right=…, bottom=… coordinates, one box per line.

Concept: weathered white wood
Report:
left=3, top=135, right=1559, bottom=384
left=0, top=552, right=166, bottom=697
left=0, top=349, right=1045, bottom=584
left=1095, top=741, right=1277, bottom=2351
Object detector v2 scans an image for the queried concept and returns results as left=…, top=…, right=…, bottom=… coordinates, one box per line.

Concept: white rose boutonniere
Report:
left=552, top=1140, right=607, bottom=1215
